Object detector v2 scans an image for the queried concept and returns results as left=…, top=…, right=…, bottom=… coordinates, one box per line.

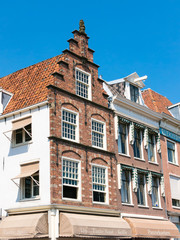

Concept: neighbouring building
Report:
left=142, top=89, right=180, bottom=238
left=104, top=73, right=180, bottom=239
left=0, top=21, right=179, bottom=240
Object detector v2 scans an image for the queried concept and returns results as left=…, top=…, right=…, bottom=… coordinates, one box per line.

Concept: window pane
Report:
left=152, top=177, right=159, bottom=207
left=130, top=85, right=139, bottom=103
left=15, top=129, right=23, bottom=144
left=134, top=129, right=141, bottom=158
left=148, top=134, right=155, bottom=162
left=167, top=141, right=175, bottom=163
left=33, top=175, right=39, bottom=196
left=62, top=110, right=77, bottom=140
left=25, top=177, right=31, bottom=198
left=92, top=166, right=106, bottom=203
left=76, top=70, right=89, bottom=99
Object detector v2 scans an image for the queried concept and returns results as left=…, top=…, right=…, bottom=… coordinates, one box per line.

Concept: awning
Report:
left=12, top=116, right=32, bottom=131
left=124, top=217, right=180, bottom=239
left=60, top=213, right=132, bottom=238
left=0, top=213, right=48, bottom=239
left=12, top=162, right=39, bottom=180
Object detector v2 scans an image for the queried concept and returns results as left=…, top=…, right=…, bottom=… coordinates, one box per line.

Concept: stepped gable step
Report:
left=67, top=38, right=79, bottom=46
left=57, top=60, right=69, bottom=69
left=51, top=72, right=65, bottom=81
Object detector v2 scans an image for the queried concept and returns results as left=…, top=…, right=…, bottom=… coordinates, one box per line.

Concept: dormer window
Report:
left=0, top=88, right=13, bottom=114
left=130, top=84, right=139, bottom=103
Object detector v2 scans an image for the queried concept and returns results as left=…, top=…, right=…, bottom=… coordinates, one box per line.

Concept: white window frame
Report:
left=62, top=157, right=81, bottom=201
left=121, top=170, right=133, bottom=205
left=118, top=122, right=129, bottom=156
left=61, top=108, right=79, bottom=143
left=75, top=67, right=92, bottom=100
left=167, top=139, right=178, bottom=165
left=152, top=176, right=161, bottom=208
left=137, top=174, right=148, bottom=207
left=13, top=124, right=32, bottom=147
left=91, top=163, right=109, bottom=205
left=134, top=128, right=144, bottom=160
left=148, top=134, right=157, bottom=163
left=20, top=173, right=39, bottom=200
left=91, top=118, right=106, bottom=150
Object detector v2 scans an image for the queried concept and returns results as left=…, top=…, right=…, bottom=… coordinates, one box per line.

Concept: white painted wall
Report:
left=0, top=104, right=50, bottom=217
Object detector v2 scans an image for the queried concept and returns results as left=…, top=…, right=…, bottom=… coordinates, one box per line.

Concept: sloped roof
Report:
left=142, top=88, right=172, bottom=116
left=0, top=54, right=63, bottom=115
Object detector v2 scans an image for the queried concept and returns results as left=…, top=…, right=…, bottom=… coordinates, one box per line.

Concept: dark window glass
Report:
left=63, top=186, right=77, bottom=199
left=130, top=85, right=139, bottom=103
left=137, top=174, right=146, bottom=205
left=15, top=129, right=23, bottom=144
left=33, top=175, right=39, bottom=196
left=152, top=177, right=159, bottom=207
left=172, top=199, right=180, bottom=207
left=148, top=134, right=155, bottom=162
left=118, top=123, right=127, bottom=154
left=25, top=177, right=31, bottom=198
left=121, top=170, right=131, bottom=203
left=167, top=141, right=175, bottom=163
left=134, top=128, right=142, bottom=158
left=93, top=191, right=105, bottom=202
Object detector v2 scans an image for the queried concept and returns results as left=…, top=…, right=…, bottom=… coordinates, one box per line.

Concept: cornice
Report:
left=161, top=113, right=180, bottom=127
left=6, top=204, right=121, bottom=217
left=114, top=95, right=162, bottom=121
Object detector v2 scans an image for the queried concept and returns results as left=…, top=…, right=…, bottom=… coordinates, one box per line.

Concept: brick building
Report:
left=0, top=21, right=179, bottom=240
left=142, top=89, right=180, bottom=237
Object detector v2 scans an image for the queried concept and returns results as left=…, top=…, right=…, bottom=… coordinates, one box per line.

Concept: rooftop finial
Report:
left=79, top=19, right=85, bottom=34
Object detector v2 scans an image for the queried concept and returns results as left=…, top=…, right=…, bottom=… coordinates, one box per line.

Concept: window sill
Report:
left=62, top=197, right=81, bottom=202
left=152, top=206, right=163, bottom=210
left=19, top=196, right=40, bottom=202
left=149, top=161, right=159, bottom=165
left=172, top=206, right=180, bottom=210
left=92, top=145, right=106, bottom=151
left=134, top=157, right=145, bottom=162
left=61, top=137, right=79, bottom=144
left=93, top=201, right=109, bottom=205
left=12, top=141, right=33, bottom=148
left=118, top=153, right=131, bottom=158
left=138, top=205, right=149, bottom=209
left=122, top=203, right=134, bottom=207
left=168, top=162, right=179, bottom=167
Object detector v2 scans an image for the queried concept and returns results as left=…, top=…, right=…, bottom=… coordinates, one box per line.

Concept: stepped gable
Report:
left=142, top=88, right=172, bottom=116
left=0, top=54, right=63, bottom=114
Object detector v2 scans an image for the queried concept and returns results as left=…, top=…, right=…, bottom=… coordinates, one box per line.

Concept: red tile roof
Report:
left=0, top=54, right=63, bottom=115
left=142, top=88, right=172, bottom=116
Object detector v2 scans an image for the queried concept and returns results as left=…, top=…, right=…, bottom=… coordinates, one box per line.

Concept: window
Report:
left=152, top=176, right=160, bottom=207
left=92, top=119, right=105, bottom=149
left=62, top=109, right=78, bottom=141
left=172, top=199, right=180, bottom=208
left=148, top=134, right=156, bottom=162
left=92, top=165, right=108, bottom=203
left=76, top=69, right=91, bottom=99
left=121, top=170, right=131, bottom=204
left=62, top=158, right=80, bottom=200
left=130, top=84, right=139, bottom=103
left=14, top=124, right=32, bottom=145
left=167, top=140, right=176, bottom=164
left=118, top=122, right=128, bottom=154
left=22, top=173, right=39, bottom=199
left=137, top=174, right=146, bottom=206
left=134, top=128, right=142, bottom=158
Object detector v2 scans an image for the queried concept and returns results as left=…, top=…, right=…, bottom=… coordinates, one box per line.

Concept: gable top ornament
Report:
left=79, top=20, right=85, bottom=33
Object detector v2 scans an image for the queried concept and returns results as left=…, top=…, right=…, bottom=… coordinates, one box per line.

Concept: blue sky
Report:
left=0, top=0, right=180, bottom=104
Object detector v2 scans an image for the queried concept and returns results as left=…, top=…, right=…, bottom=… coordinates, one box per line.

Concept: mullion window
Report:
left=118, top=122, right=127, bottom=154
left=137, top=174, right=146, bottom=205
left=92, top=166, right=106, bottom=203
left=76, top=70, right=89, bottom=99
left=62, top=110, right=77, bottom=141
left=92, top=120, right=104, bottom=148
left=167, top=140, right=176, bottom=163
left=152, top=177, right=159, bottom=207
left=130, top=85, right=139, bottom=103
left=121, top=170, right=131, bottom=204
left=134, top=128, right=142, bottom=158
left=148, top=134, right=155, bottom=162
